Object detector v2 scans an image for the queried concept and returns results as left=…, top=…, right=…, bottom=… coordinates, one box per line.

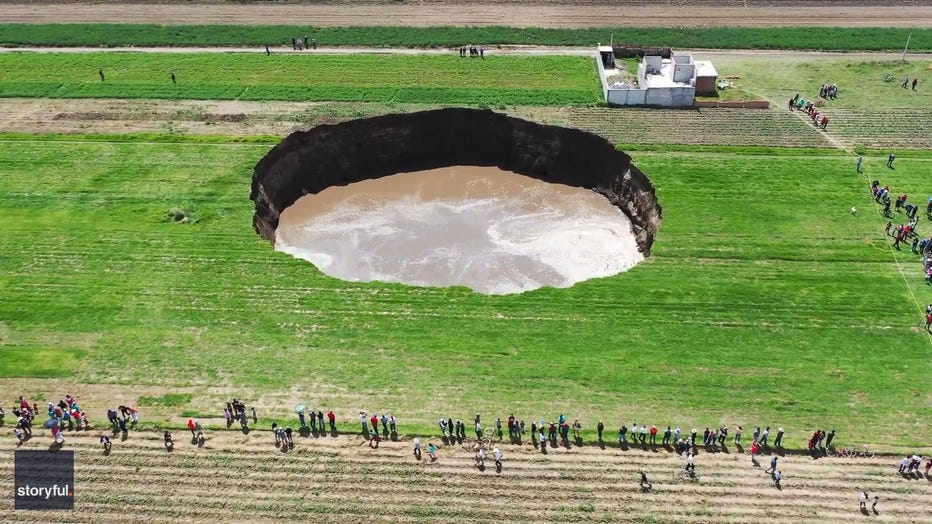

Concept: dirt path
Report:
left=1, top=46, right=930, bottom=62
left=1, top=428, right=929, bottom=522
left=0, top=98, right=833, bottom=149
left=2, top=2, right=931, bottom=27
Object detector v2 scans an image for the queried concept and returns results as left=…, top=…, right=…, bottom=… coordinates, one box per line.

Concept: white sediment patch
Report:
left=274, top=166, right=644, bottom=295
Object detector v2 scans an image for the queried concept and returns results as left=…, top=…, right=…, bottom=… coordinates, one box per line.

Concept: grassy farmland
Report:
left=0, top=52, right=601, bottom=105
left=716, top=58, right=932, bottom=110
left=1, top=136, right=930, bottom=448
left=0, top=24, right=928, bottom=51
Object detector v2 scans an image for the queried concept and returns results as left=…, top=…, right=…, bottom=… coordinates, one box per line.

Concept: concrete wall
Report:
left=672, top=54, right=692, bottom=65
left=695, top=75, right=716, bottom=95
left=644, top=55, right=661, bottom=74
left=673, top=63, right=695, bottom=84
left=594, top=54, right=610, bottom=100
left=644, top=86, right=694, bottom=107
left=607, top=86, right=694, bottom=107
left=607, top=88, right=647, bottom=106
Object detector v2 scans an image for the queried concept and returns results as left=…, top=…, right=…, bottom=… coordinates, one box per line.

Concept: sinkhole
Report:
left=251, top=108, right=662, bottom=295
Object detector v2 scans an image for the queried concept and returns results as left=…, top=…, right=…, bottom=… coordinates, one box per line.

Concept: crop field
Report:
left=0, top=23, right=929, bottom=51
left=1, top=16, right=931, bottom=520
left=561, top=106, right=832, bottom=148
left=825, top=108, right=932, bottom=150
left=0, top=52, right=602, bottom=106
left=715, top=58, right=932, bottom=111
left=1, top=136, right=930, bottom=448
left=0, top=97, right=835, bottom=149
left=1, top=431, right=931, bottom=523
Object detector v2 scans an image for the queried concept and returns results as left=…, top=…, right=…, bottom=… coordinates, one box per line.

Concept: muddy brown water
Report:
left=275, top=166, right=643, bottom=294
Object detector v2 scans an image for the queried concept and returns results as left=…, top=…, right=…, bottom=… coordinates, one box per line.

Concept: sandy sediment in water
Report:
left=275, top=166, right=643, bottom=294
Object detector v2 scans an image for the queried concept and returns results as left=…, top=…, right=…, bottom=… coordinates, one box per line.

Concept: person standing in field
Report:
left=887, top=153, right=896, bottom=168
left=858, top=490, right=869, bottom=510
left=304, top=35, right=309, bottom=50
left=597, top=420, right=604, bottom=441
left=902, top=76, right=909, bottom=88
left=99, top=69, right=105, bottom=81
left=427, top=442, right=437, bottom=461
left=539, top=431, right=547, bottom=452
left=774, top=427, right=784, bottom=447
left=912, top=78, right=918, bottom=90
left=872, top=495, right=879, bottom=512
left=766, top=455, right=778, bottom=474
left=265, top=45, right=270, bottom=55
left=856, top=156, right=863, bottom=173
left=327, top=410, right=336, bottom=431
left=413, top=438, right=421, bottom=460
left=170, top=72, right=176, bottom=84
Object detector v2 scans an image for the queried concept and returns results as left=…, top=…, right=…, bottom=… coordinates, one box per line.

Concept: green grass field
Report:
left=0, top=24, right=928, bottom=51
left=0, top=52, right=602, bottom=105
left=1, top=137, right=929, bottom=447
left=716, top=58, right=932, bottom=109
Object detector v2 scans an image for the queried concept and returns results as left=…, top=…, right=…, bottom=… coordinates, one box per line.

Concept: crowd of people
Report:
left=458, top=45, right=485, bottom=58
left=290, top=35, right=316, bottom=51
left=873, top=179, right=929, bottom=254
left=869, top=174, right=932, bottom=317
left=8, top=395, right=90, bottom=445
left=8, top=393, right=931, bottom=499
left=788, top=89, right=830, bottom=130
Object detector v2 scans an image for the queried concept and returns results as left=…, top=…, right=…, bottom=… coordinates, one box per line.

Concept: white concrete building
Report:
left=596, top=48, right=717, bottom=107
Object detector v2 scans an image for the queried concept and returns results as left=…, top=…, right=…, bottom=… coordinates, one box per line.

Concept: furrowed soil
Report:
left=2, top=1, right=931, bottom=27
left=0, top=98, right=834, bottom=148
left=1, top=430, right=929, bottom=522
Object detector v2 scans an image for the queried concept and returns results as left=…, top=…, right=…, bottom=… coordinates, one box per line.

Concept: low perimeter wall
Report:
left=694, top=100, right=771, bottom=109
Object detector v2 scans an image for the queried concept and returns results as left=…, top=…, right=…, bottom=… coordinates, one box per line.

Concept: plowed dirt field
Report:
left=2, top=1, right=931, bottom=28
left=2, top=430, right=929, bottom=522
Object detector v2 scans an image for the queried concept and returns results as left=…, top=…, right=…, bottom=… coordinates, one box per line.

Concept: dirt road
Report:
left=2, top=2, right=931, bottom=27
left=1, top=46, right=930, bottom=61
left=1, top=428, right=929, bottom=522
left=0, top=98, right=834, bottom=149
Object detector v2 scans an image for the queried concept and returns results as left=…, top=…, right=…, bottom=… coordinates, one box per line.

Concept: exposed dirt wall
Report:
left=251, top=108, right=662, bottom=254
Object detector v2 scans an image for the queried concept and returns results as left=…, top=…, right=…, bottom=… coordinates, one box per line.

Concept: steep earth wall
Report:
left=251, top=108, right=662, bottom=255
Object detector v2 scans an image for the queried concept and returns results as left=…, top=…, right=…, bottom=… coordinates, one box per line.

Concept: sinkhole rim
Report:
left=251, top=108, right=663, bottom=281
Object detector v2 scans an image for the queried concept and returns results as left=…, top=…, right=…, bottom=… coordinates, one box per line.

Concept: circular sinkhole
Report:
left=274, top=165, right=644, bottom=294
left=251, top=108, right=662, bottom=295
